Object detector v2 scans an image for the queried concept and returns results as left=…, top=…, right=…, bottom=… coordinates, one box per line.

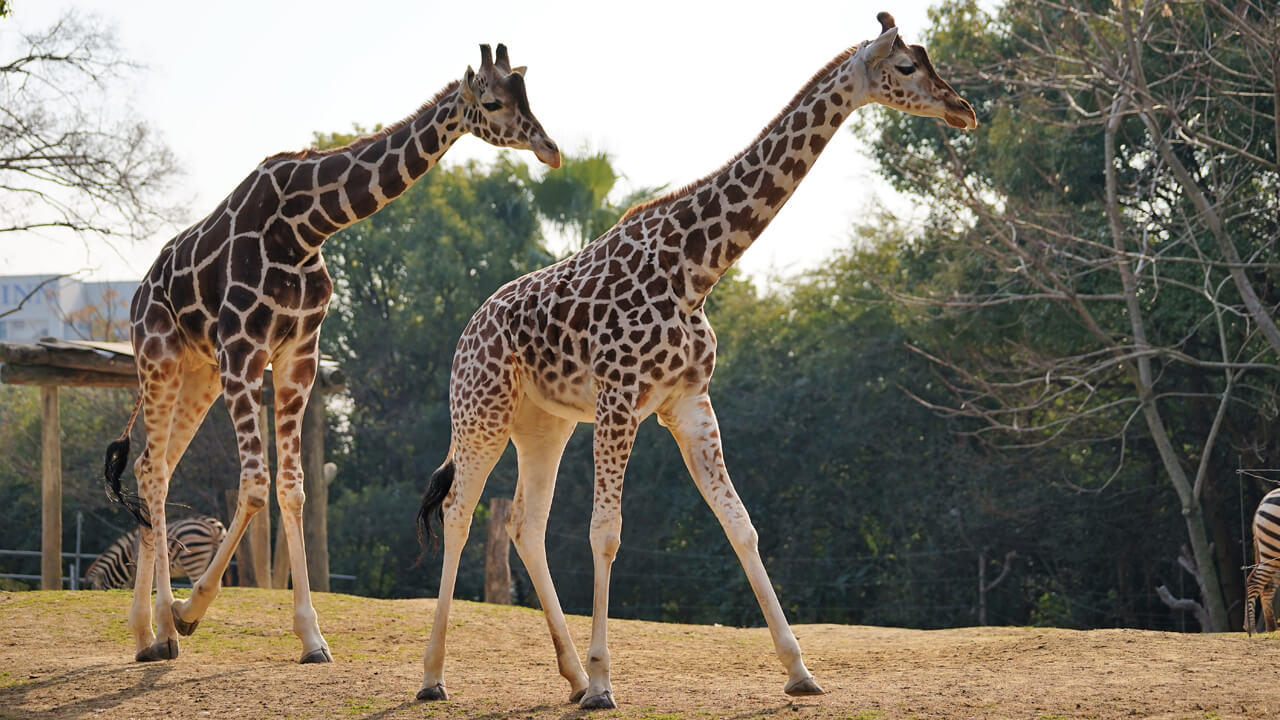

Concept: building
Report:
left=0, top=275, right=137, bottom=343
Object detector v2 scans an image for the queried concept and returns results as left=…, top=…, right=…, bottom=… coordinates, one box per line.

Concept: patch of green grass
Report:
left=0, top=671, right=33, bottom=690
left=341, top=697, right=389, bottom=715
left=849, top=711, right=883, bottom=720
left=626, top=709, right=683, bottom=720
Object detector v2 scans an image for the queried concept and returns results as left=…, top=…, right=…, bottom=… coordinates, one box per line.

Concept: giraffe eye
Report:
left=481, top=101, right=503, bottom=112
left=895, top=65, right=916, bottom=75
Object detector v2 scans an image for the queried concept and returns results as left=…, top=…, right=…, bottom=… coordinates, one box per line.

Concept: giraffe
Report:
left=101, top=44, right=560, bottom=664
left=414, top=13, right=977, bottom=709
left=414, top=11, right=972, bottom=707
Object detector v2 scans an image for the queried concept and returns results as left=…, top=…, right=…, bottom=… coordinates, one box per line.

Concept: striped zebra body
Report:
left=1246, top=488, right=1280, bottom=635
left=85, top=517, right=227, bottom=591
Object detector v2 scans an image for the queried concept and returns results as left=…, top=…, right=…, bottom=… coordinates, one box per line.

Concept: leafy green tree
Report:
left=520, top=150, right=664, bottom=249
left=860, top=0, right=1280, bottom=630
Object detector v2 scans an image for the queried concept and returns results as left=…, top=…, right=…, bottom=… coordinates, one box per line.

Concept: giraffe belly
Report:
left=520, top=371, right=596, bottom=423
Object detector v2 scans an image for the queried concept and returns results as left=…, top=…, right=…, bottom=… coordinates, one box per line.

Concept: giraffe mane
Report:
left=619, top=46, right=860, bottom=223
left=263, top=80, right=463, bottom=163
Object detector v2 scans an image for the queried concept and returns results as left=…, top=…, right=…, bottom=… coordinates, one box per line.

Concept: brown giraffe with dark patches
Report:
left=414, top=13, right=976, bottom=709
left=101, top=44, right=560, bottom=664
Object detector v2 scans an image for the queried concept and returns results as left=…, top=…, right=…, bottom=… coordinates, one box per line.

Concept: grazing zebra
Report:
left=85, top=516, right=227, bottom=591
left=1246, top=488, right=1280, bottom=635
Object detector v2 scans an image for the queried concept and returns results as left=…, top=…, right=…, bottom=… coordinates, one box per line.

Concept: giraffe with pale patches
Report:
left=415, top=13, right=977, bottom=710
left=102, top=44, right=560, bottom=664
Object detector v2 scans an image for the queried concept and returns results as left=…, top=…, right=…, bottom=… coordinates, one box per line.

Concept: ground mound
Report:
left=1, top=589, right=1277, bottom=718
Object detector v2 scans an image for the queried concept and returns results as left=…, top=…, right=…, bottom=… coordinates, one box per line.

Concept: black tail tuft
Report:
left=103, top=436, right=150, bottom=528
left=416, top=459, right=456, bottom=562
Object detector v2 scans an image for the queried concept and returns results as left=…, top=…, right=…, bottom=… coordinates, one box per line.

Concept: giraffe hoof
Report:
left=579, top=691, right=616, bottom=710
left=568, top=687, right=587, bottom=703
left=416, top=683, right=448, bottom=701
left=784, top=676, right=826, bottom=696
left=299, top=646, right=333, bottom=664
left=171, top=604, right=199, bottom=636
left=135, top=638, right=179, bottom=662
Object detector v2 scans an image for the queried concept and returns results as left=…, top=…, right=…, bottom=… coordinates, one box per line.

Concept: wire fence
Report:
left=0, top=511, right=354, bottom=589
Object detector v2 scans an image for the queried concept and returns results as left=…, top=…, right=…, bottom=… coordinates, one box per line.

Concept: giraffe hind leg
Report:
left=417, top=435, right=508, bottom=700
left=509, top=400, right=588, bottom=702
left=174, top=351, right=272, bottom=637
left=131, top=363, right=184, bottom=661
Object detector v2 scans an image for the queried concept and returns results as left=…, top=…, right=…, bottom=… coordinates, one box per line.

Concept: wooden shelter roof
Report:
left=0, top=338, right=345, bottom=391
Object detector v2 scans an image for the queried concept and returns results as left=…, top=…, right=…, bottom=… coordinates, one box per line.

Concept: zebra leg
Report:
left=1265, top=581, right=1279, bottom=633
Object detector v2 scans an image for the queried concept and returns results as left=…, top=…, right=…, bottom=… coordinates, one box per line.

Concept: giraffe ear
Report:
left=510, top=65, right=527, bottom=77
left=462, top=66, right=477, bottom=101
left=864, top=25, right=899, bottom=66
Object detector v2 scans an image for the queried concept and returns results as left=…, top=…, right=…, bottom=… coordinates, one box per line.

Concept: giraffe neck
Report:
left=290, top=82, right=466, bottom=243
left=625, top=47, right=871, bottom=307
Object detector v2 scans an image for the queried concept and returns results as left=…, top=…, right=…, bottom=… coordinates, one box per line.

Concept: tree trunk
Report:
left=485, top=498, right=512, bottom=605
left=302, top=393, right=329, bottom=592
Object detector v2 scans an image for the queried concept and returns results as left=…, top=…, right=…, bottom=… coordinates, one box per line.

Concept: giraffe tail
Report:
left=415, top=454, right=456, bottom=559
left=103, top=393, right=150, bottom=527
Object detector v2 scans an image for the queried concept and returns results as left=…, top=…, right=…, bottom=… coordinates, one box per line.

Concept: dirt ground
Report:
left=1, top=589, right=1278, bottom=720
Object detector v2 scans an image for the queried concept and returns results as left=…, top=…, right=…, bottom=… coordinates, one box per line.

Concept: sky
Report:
left=1, top=0, right=949, bottom=285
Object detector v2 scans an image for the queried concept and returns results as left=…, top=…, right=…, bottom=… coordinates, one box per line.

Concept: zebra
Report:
left=1246, top=488, right=1280, bottom=635
left=84, top=516, right=227, bottom=591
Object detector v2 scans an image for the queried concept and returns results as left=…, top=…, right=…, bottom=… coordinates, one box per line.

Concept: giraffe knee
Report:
left=276, top=473, right=307, bottom=515
left=589, top=523, right=621, bottom=560
left=240, top=476, right=270, bottom=511
left=725, top=521, right=759, bottom=553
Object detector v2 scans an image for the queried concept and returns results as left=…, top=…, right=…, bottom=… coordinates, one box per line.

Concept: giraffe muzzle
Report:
left=534, top=138, right=562, bottom=169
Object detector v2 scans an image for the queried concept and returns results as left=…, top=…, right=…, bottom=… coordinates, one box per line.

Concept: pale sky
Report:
left=1, top=0, right=947, bottom=285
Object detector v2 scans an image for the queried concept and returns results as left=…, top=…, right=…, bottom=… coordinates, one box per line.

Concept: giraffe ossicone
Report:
left=414, top=13, right=975, bottom=709
left=101, top=43, right=559, bottom=664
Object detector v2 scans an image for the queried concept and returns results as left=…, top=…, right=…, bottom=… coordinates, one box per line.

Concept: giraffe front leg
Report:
left=660, top=393, right=823, bottom=697
left=272, top=349, right=330, bottom=663
left=580, top=389, right=641, bottom=710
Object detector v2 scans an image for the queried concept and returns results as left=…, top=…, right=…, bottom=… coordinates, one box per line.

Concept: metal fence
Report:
left=0, top=511, right=353, bottom=590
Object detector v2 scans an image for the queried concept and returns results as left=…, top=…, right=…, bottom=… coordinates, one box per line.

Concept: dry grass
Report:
left=2, top=588, right=1279, bottom=719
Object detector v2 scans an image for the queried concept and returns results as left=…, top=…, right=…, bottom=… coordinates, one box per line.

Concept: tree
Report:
left=1, top=11, right=180, bottom=246
left=862, top=0, right=1279, bottom=631
left=521, top=150, right=664, bottom=249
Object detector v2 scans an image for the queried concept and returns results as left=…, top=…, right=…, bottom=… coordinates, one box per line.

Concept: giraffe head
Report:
left=859, top=12, right=978, bottom=130
left=461, top=44, right=562, bottom=168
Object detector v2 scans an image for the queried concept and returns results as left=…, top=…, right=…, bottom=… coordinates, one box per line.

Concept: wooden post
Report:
left=226, top=488, right=250, bottom=586
left=41, top=386, right=62, bottom=590
left=484, top=498, right=512, bottom=604
left=302, top=392, right=329, bottom=592
left=246, top=403, right=272, bottom=588
left=271, top=519, right=290, bottom=589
